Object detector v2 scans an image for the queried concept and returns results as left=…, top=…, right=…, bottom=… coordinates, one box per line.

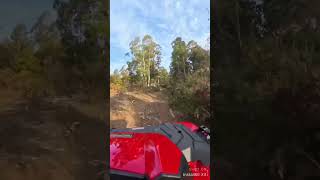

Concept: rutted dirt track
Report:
left=110, top=89, right=175, bottom=129
left=0, top=97, right=107, bottom=180
left=0, top=89, right=175, bottom=180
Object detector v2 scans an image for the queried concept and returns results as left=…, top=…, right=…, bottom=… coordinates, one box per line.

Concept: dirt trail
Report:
left=0, top=97, right=107, bottom=180
left=110, top=89, right=175, bottom=129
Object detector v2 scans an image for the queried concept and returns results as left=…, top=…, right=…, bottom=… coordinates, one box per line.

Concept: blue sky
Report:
left=110, top=0, right=210, bottom=73
left=0, top=0, right=54, bottom=40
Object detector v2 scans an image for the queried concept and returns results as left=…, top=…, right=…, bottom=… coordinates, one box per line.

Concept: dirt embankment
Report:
left=0, top=94, right=107, bottom=180
left=110, top=89, right=175, bottom=129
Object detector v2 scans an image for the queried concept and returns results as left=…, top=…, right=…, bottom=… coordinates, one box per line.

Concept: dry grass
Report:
left=0, top=89, right=24, bottom=112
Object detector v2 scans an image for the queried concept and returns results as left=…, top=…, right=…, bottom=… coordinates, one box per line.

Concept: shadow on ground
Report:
left=110, top=120, right=127, bottom=129
left=0, top=98, right=107, bottom=180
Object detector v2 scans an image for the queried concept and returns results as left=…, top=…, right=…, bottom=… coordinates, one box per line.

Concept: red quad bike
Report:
left=110, top=122, right=211, bottom=180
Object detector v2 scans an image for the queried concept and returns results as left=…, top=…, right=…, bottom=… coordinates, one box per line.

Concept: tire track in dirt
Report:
left=110, top=90, right=174, bottom=129
left=0, top=99, right=107, bottom=180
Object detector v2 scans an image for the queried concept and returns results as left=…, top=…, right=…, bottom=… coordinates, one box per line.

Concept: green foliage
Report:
left=0, top=45, right=12, bottom=69
left=53, top=0, right=107, bottom=65
left=214, top=0, right=320, bottom=178
left=16, top=53, right=42, bottom=73
left=11, top=70, right=53, bottom=98
left=127, top=35, right=162, bottom=88
left=168, top=37, right=210, bottom=123
left=121, top=35, right=210, bottom=123
left=0, top=0, right=107, bottom=98
left=170, top=37, right=189, bottom=80
left=158, top=67, right=169, bottom=88
left=110, top=68, right=129, bottom=92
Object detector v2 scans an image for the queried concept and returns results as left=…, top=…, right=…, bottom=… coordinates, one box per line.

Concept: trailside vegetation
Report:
left=110, top=35, right=210, bottom=124
left=214, top=0, right=320, bottom=179
left=0, top=0, right=107, bottom=100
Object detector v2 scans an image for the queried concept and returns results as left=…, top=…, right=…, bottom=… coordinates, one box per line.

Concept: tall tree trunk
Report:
left=142, top=51, right=146, bottom=87
left=149, top=55, right=151, bottom=87
left=183, top=57, right=186, bottom=80
left=147, top=52, right=150, bottom=87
